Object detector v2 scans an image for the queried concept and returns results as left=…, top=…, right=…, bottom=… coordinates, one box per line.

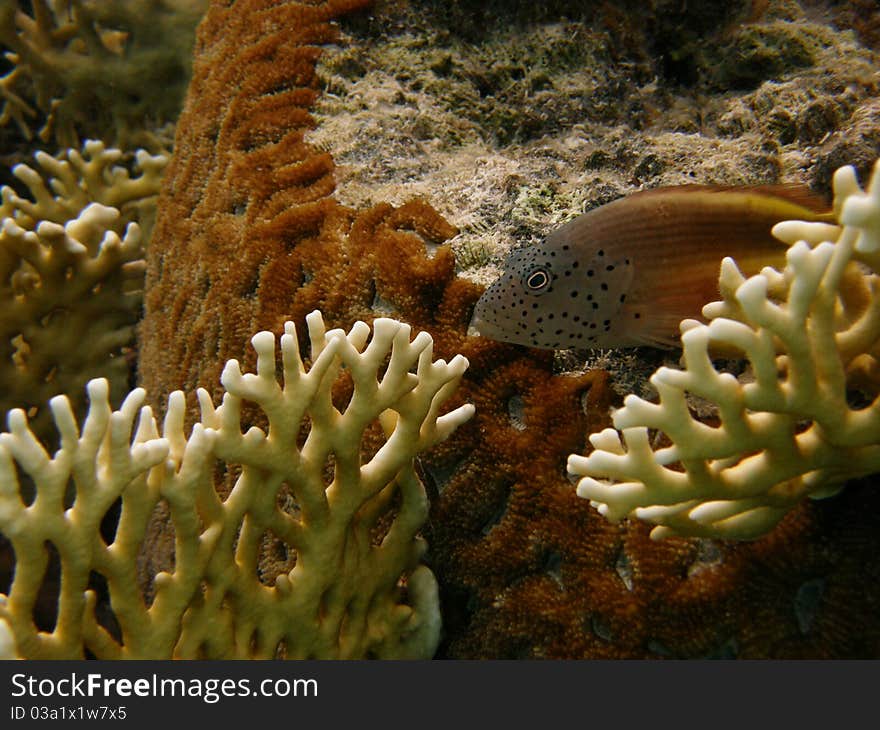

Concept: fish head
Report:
left=472, top=236, right=634, bottom=349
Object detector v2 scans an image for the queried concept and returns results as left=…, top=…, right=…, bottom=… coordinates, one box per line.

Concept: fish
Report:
left=472, top=184, right=834, bottom=349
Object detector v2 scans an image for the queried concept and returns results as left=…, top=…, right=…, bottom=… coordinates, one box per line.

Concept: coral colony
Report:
left=1, top=0, right=880, bottom=659
left=0, top=313, right=473, bottom=658
left=0, top=142, right=166, bottom=441
left=570, top=161, right=880, bottom=540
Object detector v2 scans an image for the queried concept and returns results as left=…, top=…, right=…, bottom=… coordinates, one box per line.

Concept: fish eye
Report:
left=525, top=268, right=550, bottom=291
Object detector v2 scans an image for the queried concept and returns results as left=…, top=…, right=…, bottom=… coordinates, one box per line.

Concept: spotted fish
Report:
left=472, top=185, right=833, bottom=349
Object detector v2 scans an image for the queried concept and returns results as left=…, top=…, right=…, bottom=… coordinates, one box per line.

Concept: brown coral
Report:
left=140, top=0, right=880, bottom=658
left=141, top=0, right=371, bottom=407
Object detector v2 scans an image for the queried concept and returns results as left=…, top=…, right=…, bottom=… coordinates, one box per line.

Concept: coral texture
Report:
left=0, top=204, right=144, bottom=441
left=140, top=0, right=373, bottom=409
left=570, top=160, right=880, bottom=540
left=0, top=0, right=208, bottom=147
left=0, top=312, right=471, bottom=659
left=0, top=141, right=166, bottom=441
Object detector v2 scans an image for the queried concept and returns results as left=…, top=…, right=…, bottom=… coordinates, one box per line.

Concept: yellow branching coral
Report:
left=0, top=0, right=207, bottom=147
left=0, top=311, right=473, bottom=659
left=0, top=203, right=145, bottom=441
left=0, top=139, right=167, bottom=234
left=0, top=596, right=18, bottom=658
left=0, top=140, right=166, bottom=440
left=569, top=160, right=880, bottom=541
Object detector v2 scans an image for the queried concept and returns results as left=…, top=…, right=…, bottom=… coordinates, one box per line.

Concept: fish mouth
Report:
left=471, top=289, right=519, bottom=343
left=469, top=303, right=496, bottom=338
left=470, top=307, right=511, bottom=343
left=469, top=310, right=488, bottom=336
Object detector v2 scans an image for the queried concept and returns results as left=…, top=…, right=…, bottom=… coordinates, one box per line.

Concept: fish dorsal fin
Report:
left=722, top=183, right=831, bottom=215
left=627, top=183, right=832, bottom=217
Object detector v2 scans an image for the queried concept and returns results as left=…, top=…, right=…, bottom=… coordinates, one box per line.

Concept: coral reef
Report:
left=0, top=312, right=472, bottom=659
left=570, top=160, right=880, bottom=540
left=830, top=0, right=880, bottom=51
left=310, top=0, right=880, bottom=658
left=137, top=0, right=880, bottom=659
left=0, top=204, right=144, bottom=443
left=0, top=0, right=208, bottom=148
left=0, top=141, right=166, bottom=442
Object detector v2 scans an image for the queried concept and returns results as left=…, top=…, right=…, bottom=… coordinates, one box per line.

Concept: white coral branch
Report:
left=0, top=312, right=472, bottom=659
left=569, top=160, right=880, bottom=540
left=0, top=140, right=165, bottom=449
left=0, top=140, right=167, bottom=230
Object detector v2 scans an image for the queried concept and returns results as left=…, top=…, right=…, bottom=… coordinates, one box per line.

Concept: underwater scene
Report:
left=0, top=0, right=879, bottom=659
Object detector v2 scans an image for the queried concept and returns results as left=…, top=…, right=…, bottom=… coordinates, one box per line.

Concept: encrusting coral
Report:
left=0, top=312, right=472, bottom=659
left=0, top=0, right=208, bottom=148
left=569, top=160, right=880, bottom=540
left=0, top=140, right=166, bottom=442
left=138, top=0, right=880, bottom=659
left=140, top=0, right=374, bottom=409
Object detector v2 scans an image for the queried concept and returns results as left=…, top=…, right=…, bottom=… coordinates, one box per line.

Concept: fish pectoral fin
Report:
left=627, top=329, right=683, bottom=349
left=617, top=305, right=693, bottom=349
